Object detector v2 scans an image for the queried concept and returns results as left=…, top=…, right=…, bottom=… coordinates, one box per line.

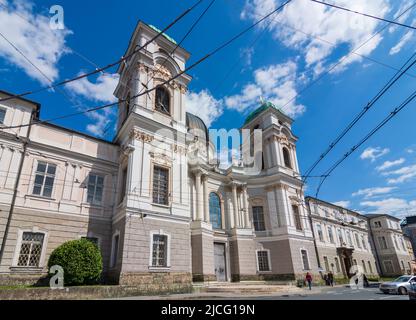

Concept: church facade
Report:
left=0, top=22, right=412, bottom=289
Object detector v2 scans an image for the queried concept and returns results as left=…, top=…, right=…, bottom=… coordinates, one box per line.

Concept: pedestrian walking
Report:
left=305, top=272, right=313, bottom=290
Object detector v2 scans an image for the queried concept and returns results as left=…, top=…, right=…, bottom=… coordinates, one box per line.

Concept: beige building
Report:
left=306, top=197, right=379, bottom=279
left=368, top=214, right=414, bottom=276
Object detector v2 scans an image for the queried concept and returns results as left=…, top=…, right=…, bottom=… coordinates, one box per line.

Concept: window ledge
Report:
left=152, top=203, right=170, bottom=209
left=257, top=271, right=272, bottom=274
left=10, top=266, right=44, bottom=274
left=25, top=194, right=55, bottom=202
left=148, top=266, right=171, bottom=272
left=81, top=202, right=103, bottom=209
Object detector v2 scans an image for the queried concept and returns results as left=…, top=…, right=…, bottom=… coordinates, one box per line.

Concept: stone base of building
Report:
left=231, top=273, right=297, bottom=282
left=192, top=274, right=216, bottom=282
left=0, top=272, right=50, bottom=286
left=118, top=272, right=193, bottom=294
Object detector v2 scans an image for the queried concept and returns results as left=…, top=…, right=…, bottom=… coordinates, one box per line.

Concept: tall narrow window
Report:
left=379, top=236, right=388, bottom=249
left=292, top=205, right=302, bottom=231
left=119, top=167, right=127, bottom=204
left=361, top=235, right=367, bottom=250
left=368, top=261, right=373, bottom=274
left=323, top=256, right=329, bottom=271
left=152, top=234, right=168, bottom=267
left=155, top=86, right=170, bottom=114
left=301, top=249, right=310, bottom=270
left=362, top=260, right=367, bottom=273
left=87, top=174, right=104, bottom=205
left=257, top=250, right=271, bottom=272
left=209, top=192, right=222, bottom=229
left=125, top=92, right=131, bottom=117
left=316, top=224, right=324, bottom=242
left=111, top=234, right=119, bottom=268
left=32, top=162, right=56, bottom=198
left=0, top=108, right=6, bottom=124
left=17, top=232, right=45, bottom=267
left=253, top=206, right=265, bottom=231
left=153, top=166, right=169, bottom=205
left=355, top=233, right=361, bottom=248
left=337, top=229, right=344, bottom=245
left=327, top=226, right=334, bottom=243
left=346, top=231, right=352, bottom=246
left=282, top=147, right=292, bottom=169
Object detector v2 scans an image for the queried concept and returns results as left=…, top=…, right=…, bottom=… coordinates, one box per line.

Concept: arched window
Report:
left=209, top=192, right=222, bottom=229
left=155, top=86, right=170, bottom=114
left=283, top=147, right=292, bottom=169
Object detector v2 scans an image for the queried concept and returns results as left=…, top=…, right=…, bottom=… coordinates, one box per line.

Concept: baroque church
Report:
left=4, top=21, right=412, bottom=289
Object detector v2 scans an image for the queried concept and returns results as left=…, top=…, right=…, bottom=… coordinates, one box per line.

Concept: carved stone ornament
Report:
left=130, top=129, right=154, bottom=143
left=154, top=63, right=172, bottom=81
left=172, top=144, right=186, bottom=155
left=149, top=152, right=172, bottom=166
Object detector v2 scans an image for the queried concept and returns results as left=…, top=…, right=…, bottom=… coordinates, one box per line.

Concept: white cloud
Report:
left=85, top=108, right=114, bottom=137
left=389, top=0, right=413, bottom=33
left=361, top=197, right=416, bottom=217
left=185, top=90, right=223, bottom=128
left=66, top=73, right=119, bottom=103
left=225, top=61, right=305, bottom=117
left=383, top=164, right=416, bottom=184
left=389, top=30, right=414, bottom=55
left=333, top=200, right=350, bottom=208
left=0, top=0, right=72, bottom=85
left=241, top=0, right=391, bottom=74
left=360, top=147, right=390, bottom=162
left=376, top=158, right=406, bottom=172
left=352, top=186, right=397, bottom=199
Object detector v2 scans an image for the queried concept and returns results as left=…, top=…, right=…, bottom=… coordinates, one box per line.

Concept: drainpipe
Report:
left=306, top=200, right=322, bottom=272
left=368, top=220, right=383, bottom=278
left=0, top=110, right=34, bottom=265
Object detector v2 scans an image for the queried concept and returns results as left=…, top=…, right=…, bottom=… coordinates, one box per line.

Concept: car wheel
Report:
left=398, top=287, right=407, bottom=295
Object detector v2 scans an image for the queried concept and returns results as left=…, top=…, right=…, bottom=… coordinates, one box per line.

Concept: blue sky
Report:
left=0, top=0, right=415, bottom=218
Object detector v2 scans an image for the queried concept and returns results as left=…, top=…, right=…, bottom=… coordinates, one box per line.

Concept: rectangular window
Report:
left=323, top=256, right=330, bottom=272
left=337, top=229, right=344, bottom=245
left=253, top=206, right=265, bottom=231
left=301, top=249, right=310, bottom=270
left=327, top=226, right=334, bottom=243
left=362, top=235, right=367, bottom=250
left=346, top=231, right=352, bottom=246
left=355, top=233, right=361, bottom=248
left=334, top=257, right=341, bottom=273
left=87, top=174, right=104, bottom=205
left=374, top=221, right=382, bottom=228
left=32, top=162, right=56, bottom=198
left=17, top=232, right=45, bottom=267
left=119, top=167, right=127, bottom=204
left=292, top=205, right=302, bottom=231
left=316, top=224, right=324, bottom=242
left=0, top=108, right=6, bottom=124
left=379, top=236, right=388, bottom=249
left=111, top=234, right=119, bottom=268
left=384, top=260, right=394, bottom=274
left=368, top=261, right=373, bottom=274
left=257, top=250, right=271, bottom=272
left=153, top=166, right=169, bottom=205
left=152, top=234, right=168, bottom=267
left=401, top=238, right=406, bottom=251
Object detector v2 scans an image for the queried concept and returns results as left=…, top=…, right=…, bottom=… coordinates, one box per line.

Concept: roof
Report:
left=305, top=196, right=367, bottom=219
left=365, top=213, right=401, bottom=222
left=0, top=89, right=41, bottom=119
left=403, top=216, right=416, bottom=225
left=148, top=24, right=177, bottom=45
left=244, top=101, right=292, bottom=126
left=186, top=112, right=208, bottom=141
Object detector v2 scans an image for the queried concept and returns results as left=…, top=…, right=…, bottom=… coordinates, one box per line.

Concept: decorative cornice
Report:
left=130, top=129, right=154, bottom=143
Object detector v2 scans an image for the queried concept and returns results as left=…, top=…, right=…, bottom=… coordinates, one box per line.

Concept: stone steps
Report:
left=194, top=282, right=299, bottom=295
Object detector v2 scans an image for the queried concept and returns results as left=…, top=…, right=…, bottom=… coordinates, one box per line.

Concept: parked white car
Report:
left=379, top=275, right=416, bottom=295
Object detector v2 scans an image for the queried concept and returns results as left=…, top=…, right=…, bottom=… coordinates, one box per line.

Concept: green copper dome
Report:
left=244, top=101, right=285, bottom=125
left=148, top=25, right=177, bottom=45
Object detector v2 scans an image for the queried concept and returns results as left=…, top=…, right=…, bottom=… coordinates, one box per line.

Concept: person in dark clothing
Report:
left=305, top=272, right=313, bottom=290
left=328, top=271, right=334, bottom=287
left=363, top=274, right=369, bottom=288
left=323, top=274, right=329, bottom=286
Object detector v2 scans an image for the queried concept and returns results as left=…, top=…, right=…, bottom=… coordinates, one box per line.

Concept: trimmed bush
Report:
left=48, top=239, right=103, bottom=286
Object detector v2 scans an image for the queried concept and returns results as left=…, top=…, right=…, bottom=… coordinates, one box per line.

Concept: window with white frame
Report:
left=253, top=206, right=265, bottom=231
left=355, top=233, right=361, bottom=248
left=327, top=226, right=334, bottom=243
left=368, top=261, right=373, bottom=274
left=323, top=256, right=330, bottom=271
left=0, top=108, right=6, bottom=124
left=152, top=166, right=169, bottom=205
left=393, top=236, right=399, bottom=250
left=346, top=230, right=352, bottom=246
left=361, top=235, right=367, bottom=250
left=400, top=237, right=406, bottom=251
left=17, top=232, right=45, bottom=267
left=334, top=257, right=341, bottom=273
left=257, top=250, right=271, bottom=272
left=301, top=249, right=310, bottom=270
left=292, top=205, right=302, bottom=231
left=32, top=161, right=56, bottom=198
left=87, top=173, right=104, bottom=205
left=151, top=234, right=168, bottom=267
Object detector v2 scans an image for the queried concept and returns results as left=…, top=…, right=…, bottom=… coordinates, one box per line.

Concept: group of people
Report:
left=304, top=271, right=370, bottom=290
left=323, top=271, right=335, bottom=287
